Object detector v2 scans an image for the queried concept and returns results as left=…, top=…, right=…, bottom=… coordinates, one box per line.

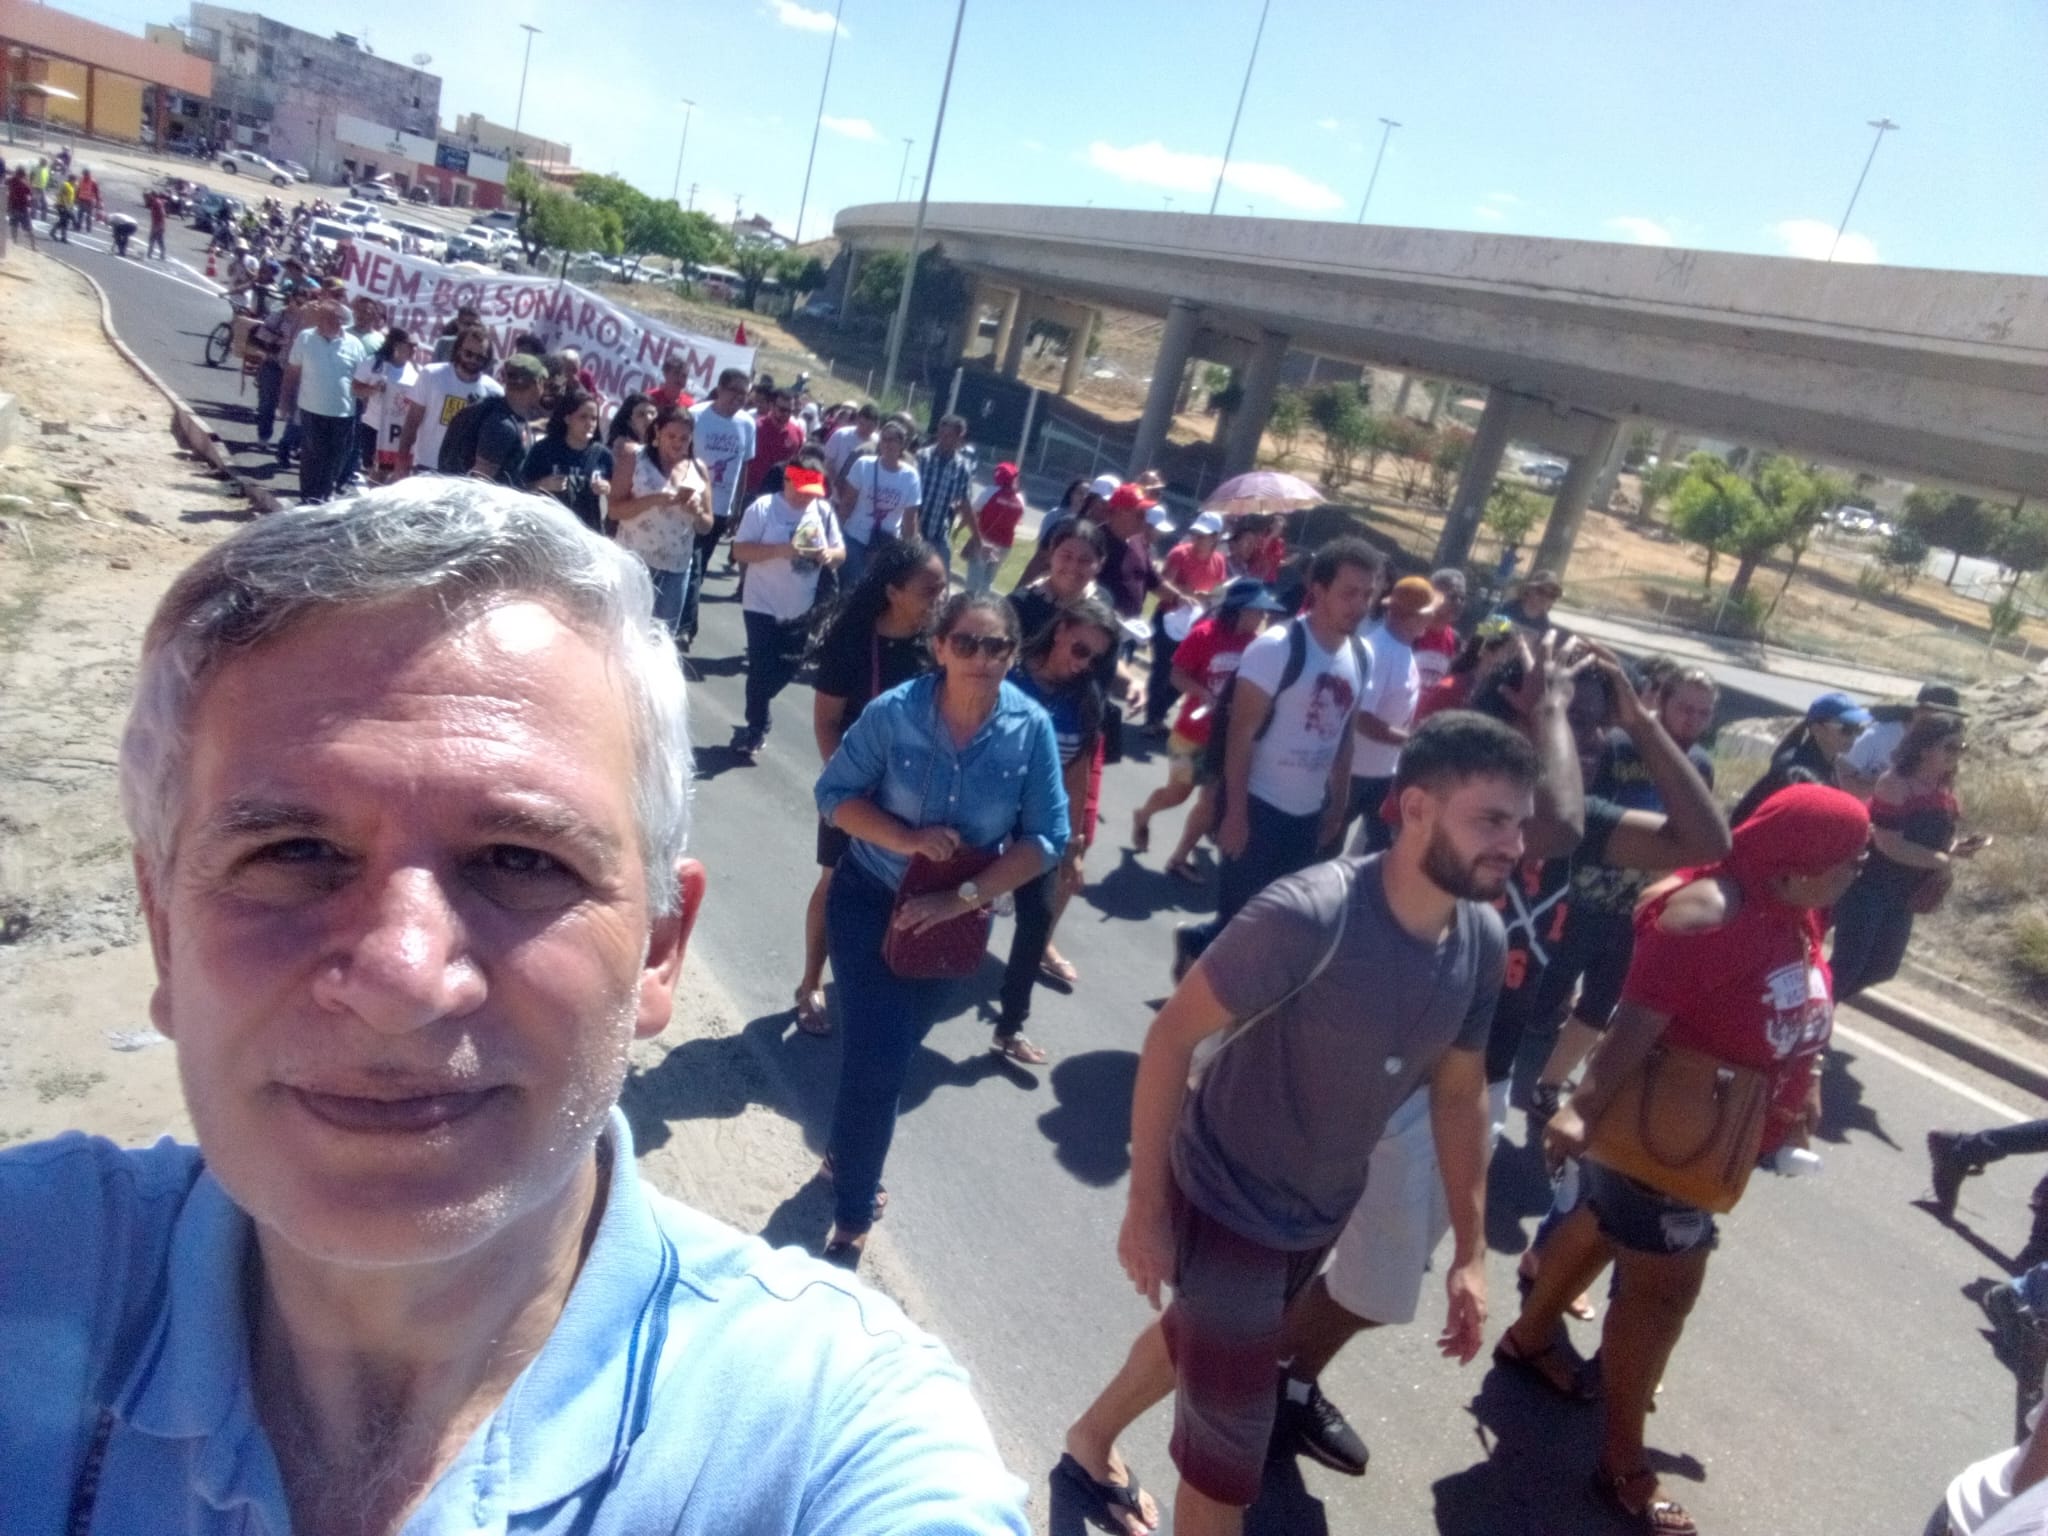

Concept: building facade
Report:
left=445, top=111, right=569, bottom=171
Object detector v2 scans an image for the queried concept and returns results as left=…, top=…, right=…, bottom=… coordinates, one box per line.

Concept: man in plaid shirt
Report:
left=916, top=414, right=978, bottom=578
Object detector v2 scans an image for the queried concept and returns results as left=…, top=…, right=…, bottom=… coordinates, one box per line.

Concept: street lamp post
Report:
left=1829, top=116, right=1898, bottom=262
left=1208, top=0, right=1271, bottom=215
left=791, top=0, right=847, bottom=247
left=511, top=24, right=541, bottom=140
left=881, top=0, right=967, bottom=401
left=896, top=137, right=914, bottom=202
left=670, top=99, right=695, bottom=203
left=1355, top=116, right=1400, bottom=224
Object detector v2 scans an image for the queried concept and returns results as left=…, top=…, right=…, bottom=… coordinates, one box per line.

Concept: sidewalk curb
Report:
left=49, top=253, right=283, bottom=517
left=1851, top=988, right=2048, bottom=1101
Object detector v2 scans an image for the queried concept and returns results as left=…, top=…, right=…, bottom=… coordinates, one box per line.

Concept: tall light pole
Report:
left=881, top=0, right=967, bottom=401
left=1208, top=0, right=1271, bottom=215
left=1355, top=116, right=1400, bottom=224
left=670, top=99, right=695, bottom=203
left=792, top=0, right=847, bottom=246
left=896, top=137, right=914, bottom=201
left=1829, top=116, right=1898, bottom=262
left=511, top=23, right=541, bottom=140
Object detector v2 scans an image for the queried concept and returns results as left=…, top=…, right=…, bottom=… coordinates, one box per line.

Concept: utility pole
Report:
left=1208, top=0, right=1270, bottom=215
left=896, top=137, right=914, bottom=202
left=792, top=0, right=847, bottom=246
left=1829, top=117, right=1898, bottom=262
left=670, top=100, right=695, bottom=203
left=881, top=0, right=967, bottom=400
left=1355, top=116, right=1400, bottom=224
left=686, top=182, right=698, bottom=212
left=511, top=24, right=541, bottom=139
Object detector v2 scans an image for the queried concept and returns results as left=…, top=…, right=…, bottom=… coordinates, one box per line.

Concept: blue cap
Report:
left=1217, top=577, right=1288, bottom=615
left=1807, top=691, right=1873, bottom=727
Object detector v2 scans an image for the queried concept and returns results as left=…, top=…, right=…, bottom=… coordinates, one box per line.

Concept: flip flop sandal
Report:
left=793, top=990, right=832, bottom=1036
left=817, top=1155, right=887, bottom=1220
left=991, top=1033, right=1050, bottom=1066
left=1592, top=1467, right=1699, bottom=1535
left=1039, top=955, right=1079, bottom=988
left=1052, top=1452, right=1154, bottom=1535
left=1492, top=1329, right=1600, bottom=1402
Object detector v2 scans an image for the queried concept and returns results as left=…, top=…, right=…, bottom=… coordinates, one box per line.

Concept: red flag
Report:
left=735, top=322, right=748, bottom=345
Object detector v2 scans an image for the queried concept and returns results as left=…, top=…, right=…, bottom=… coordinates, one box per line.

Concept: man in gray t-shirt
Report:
left=1055, top=714, right=1530, bottom=1535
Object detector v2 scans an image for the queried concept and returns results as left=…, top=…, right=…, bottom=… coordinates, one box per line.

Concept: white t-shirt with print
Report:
left=843, top=456, right=924, bottom=544
left=406, top=363, right=502, bottom=471
left=1232, top=618, right=1367, bottom=817
left=1351, top=621, right=1420, bottom=780
left=615, top=453, right=707, bottom=574
left=689, top=403, right=757, bottom=521
left=1842, top=719, right=1906, bottom=780
left=824, top=424, right=871, bottom=482
left=735, top=493, right=845, bottom=621
left=354, top=355, right=419, bottom=453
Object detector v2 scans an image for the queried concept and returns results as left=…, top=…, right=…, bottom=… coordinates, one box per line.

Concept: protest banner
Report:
left=334, top=245, right=755, bottom=401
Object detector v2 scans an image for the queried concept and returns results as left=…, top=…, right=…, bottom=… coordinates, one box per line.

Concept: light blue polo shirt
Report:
left=286, top=326, right=369, bottom=420
left=1, top=1110, right=1029, bottom=1535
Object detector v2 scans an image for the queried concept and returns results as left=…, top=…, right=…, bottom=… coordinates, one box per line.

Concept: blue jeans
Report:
left=648, top=565, right=689, bottom=637
left=742, top=608, right=809, bottom=735
left=964, top=543, right=1006, bottom=595
left=254, top=359, right=284, bottom=442
left=296, top=410, right=353, bottom=503
left=825, top=860, right=954, bottom=1235
left=842, top=536, right=870, bottom=587
left=1182, top=795, right=1325, bottom=957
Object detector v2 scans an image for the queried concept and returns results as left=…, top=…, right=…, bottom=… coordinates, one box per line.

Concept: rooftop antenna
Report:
left=412, top=52, right=432, bottom=67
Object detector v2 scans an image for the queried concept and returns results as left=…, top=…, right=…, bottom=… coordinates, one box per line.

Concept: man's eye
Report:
left=470, top=846, right=584, bottom=911
left=256, top=837, right=340, bottom=865
left=482, top=845, right=565, bottom=877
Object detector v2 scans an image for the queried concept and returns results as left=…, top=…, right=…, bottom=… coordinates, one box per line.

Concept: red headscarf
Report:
left=1709, top=780, right=1870, bottom=940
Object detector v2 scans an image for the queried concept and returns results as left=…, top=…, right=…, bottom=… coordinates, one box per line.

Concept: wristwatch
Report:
left=956, top=879, right=982, bottom=908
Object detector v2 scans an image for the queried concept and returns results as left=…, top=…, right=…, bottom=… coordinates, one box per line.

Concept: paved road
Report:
left=38, top=167, right=2048, bottom=1533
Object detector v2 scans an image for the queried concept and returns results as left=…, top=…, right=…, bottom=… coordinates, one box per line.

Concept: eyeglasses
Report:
left=945, top=632, right=1017, bottom=661
left=456, top=351, right=488, bottom=367
left=1067, top=639, right=1109, bottom=665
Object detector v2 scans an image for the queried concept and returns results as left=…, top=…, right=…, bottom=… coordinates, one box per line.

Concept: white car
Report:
left=279, top=159, right=312, bottom=183
left=337, top=198, right=376, bottom=221
left=356, top=181, right=400, bottom=205
left=305, top=217, right=357, bottom=254
left=356, top=222, right=403, bottom=250
left=219, top=151, right=294, bottom=187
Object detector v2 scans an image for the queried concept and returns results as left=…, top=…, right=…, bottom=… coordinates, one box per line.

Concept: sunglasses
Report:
left=945, top=632, right=1017, bottom=661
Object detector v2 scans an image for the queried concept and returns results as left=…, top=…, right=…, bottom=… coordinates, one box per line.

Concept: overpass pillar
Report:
left=1530, top=417, right=1621, bottom=579
left=1393, top=374, right=1416, bottom=418
left=1587, top=422, right=1633, bottom=518
left=1059, top=309, right=1096, bottom=396
left=1000, top=291, right=1041, bottom=377
left=989, top=287, right=1021, bottom=365
left=1432, top=387, right=1517, bottom=569
left=836, top=248, right=862, bottom=329
left=1222, top=328, right=1289, bottom=478
left=1129, top=297, right=1201, bottom=475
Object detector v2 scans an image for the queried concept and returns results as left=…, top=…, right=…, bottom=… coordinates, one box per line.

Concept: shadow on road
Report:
left=1084, top=848, right=1215, bottom=924
left=1035, top=1049, right=1140, bottom=1186
left=1486, top=1133, right=1555, bottom=1257
left=1246, top=1454, right=1331, bottom=1535
left=1815, top=1046, right=1900, bottom=1151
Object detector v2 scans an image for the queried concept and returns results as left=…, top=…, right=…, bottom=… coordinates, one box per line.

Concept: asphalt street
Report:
left=35, top=158, right=2048, bottom=1534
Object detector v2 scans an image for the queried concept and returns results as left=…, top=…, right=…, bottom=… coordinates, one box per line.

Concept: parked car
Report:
left=356, top=181, right=400, bottom=204
left=305, top=217, right=357, bottom=254
left=800, top=299, right=838, bottom=320
left=478, top=209, right=520, bottom=233
left=278, top=159, right=311, bottom=183
left=1523, top=458, right=1569, bottom=490
left=406, top=186, right=434, bottom=204
left=218, top=151, right=293, bottom=186
left=445, top=237, right=493, bottom=264
left=337, top=198, right=376, bottom=221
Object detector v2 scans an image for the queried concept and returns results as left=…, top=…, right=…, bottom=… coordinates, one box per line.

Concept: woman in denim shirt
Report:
left=814, top=592, right=1071, bottom=1270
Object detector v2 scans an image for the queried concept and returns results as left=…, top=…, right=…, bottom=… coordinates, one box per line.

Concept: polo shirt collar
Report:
left=114, top=1110, right=676, bottom=1519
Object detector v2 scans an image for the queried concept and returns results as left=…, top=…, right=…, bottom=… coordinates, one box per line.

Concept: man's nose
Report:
left=313, top=867, right=484, bottom=1032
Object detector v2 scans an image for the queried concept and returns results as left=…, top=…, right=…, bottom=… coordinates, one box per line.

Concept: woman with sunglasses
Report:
left=609, top=405, right=712, bottom=640
left=813, top=592, right=1071, bottom=1270
left=1011, top=519, right=1146, bottom=711
left=1727, top=690, right=1871, bottom=826
left=993, top=596, right=1122, bottom=1060
left=1830, top=710, right=1983, bottom=1001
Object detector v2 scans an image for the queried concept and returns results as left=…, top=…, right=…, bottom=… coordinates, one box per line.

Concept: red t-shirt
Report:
left=748, top=416, right=805, bottom=484
left=1252, top=534, right=1286, bottom=584
left=1622, top=882, right=1834, bottom=1157
left=1167, top=615, right=1256, bottom=746
left=974, top=487, right=1025, bottom=549
left=1413, top=671, right=1476, bottom=723
left=1160, top=542, right=1227, bottom=613
left=648, top=384, right=696, bottom=413
left=1414, top=623, right=1458, bottom=688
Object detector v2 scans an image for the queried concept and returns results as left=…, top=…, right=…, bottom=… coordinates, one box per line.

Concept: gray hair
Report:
left=118, top=479, right=693, bottom=914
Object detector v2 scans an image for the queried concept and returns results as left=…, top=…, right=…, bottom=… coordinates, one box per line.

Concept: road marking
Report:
left=54, top=233, right=227, bottom=299
left=1834, top=1021, right=2026, bottom=1124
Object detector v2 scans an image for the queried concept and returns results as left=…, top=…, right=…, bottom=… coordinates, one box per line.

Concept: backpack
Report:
left=1200, top=617, right=1370, bottom=780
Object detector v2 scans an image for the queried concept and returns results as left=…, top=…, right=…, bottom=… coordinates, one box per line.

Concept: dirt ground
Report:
left=0, top=250, right=930, bottom=1314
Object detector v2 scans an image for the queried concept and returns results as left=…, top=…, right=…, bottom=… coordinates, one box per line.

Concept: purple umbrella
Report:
left=1201, top=470, right=1325, bottom=517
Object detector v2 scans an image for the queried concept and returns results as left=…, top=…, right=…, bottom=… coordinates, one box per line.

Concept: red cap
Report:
left=993, top=461, right=1019, bottom=487
left=1107, top=482, right=1158, bottom=514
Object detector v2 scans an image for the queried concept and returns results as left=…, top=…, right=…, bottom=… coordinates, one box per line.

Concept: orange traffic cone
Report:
left=205, top=250, right=217, bottom=279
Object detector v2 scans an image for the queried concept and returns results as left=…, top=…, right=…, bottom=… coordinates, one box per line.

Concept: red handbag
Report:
left=883, top=847, right=1000, bottom=979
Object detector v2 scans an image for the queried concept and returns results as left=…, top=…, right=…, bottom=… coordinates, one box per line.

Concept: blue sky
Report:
left=79, top=0, right=2048, bottom=273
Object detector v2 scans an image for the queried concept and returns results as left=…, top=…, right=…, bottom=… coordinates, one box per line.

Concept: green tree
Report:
left=1485, top=484, right=1544, bottom=550
left=776, top=251, right=830, bottom=296
left=1669, top=457, right=1765, bottom=593
left=1996, top=508, right=2048, bottom=591
left=730, top=240, right=776, bottom=310
left=1307, top=384, right=1369, bottom=490
left=1904, top=489, right=2002, bottom=587
left=1429, top=428, right=1471, bottom=508
left=1359, top=414, right=1402, bottom=485
left=1760, top=462, right=1848, bottom=624
left=1265, top=389, right=1307, bottom=468
left=1635, top=458, right=1686, bottom=525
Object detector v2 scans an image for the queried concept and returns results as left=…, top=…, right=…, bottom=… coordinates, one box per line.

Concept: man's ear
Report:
left=635, top=859, right=707, bottom=1040
left=135, top=851, right=177, bottom=1040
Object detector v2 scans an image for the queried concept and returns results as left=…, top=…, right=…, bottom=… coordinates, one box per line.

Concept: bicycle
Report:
left=203, top=285, right=275, bottom=368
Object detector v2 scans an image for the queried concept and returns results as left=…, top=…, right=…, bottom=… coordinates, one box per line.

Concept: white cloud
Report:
left=820, top=115, right=880, bottom=142
left=1315, top=117, right=1341, bottom=132
left=765, top=0, right=846, bottom=34
left=1084, top=139, right=1343, bottom=213
left=1020, top=138, right=1045, bottom=152
left=1482, top=191, right=1523, bottom=207
left=1607, top=215, right=1674, bottom=246
left=1472, top=204, right=1507, bottom=224
left=1774, top=216, right=1877, bottom=263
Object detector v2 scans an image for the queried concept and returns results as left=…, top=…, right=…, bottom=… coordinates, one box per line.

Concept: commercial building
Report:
left=0, top=0, right=211, bottom=146
left=444, top=111, right=569, bottom=172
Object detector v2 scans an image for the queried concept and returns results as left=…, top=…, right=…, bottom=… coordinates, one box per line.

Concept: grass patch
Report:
left=30, top=1067, right=105, bottom=1103
left=2013, top=914, right=2048, bottom=986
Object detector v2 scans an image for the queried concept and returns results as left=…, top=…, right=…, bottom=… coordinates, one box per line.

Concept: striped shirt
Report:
left=916, top=443, right=978, bottom=547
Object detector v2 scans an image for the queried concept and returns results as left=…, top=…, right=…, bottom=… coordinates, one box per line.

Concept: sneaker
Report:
left=1272, top=1378, right=1370, bottom=1477
left=1528, top=1082, right=1564, bottom=1127
left=729, top=726, right=762, bottom=761
left=1985, top=1280, right=2048, bottom=1430
left=1928, top=1131, right=1982, bottom=1218
left=1171, top=924, right=1202, bottom=985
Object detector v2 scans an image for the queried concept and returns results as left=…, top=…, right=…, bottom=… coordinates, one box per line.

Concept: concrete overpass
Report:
left=834, top=201, right=2048, bottom=574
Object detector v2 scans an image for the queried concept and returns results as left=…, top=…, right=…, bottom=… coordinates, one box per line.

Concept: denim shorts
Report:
left=1583, top=1159, right=1719, bottom=1256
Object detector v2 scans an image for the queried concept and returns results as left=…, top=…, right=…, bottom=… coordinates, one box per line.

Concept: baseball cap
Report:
left=500, top=353, right=547, bottom=387
left=1917, top=683, right=1963, bottom=710
left=992, top=461, right=1019, bottom=488
left=1108, top=482, right=1160, bottom=514
left=1522, top=568, right=1563, bottom=594
left=1191, top=511, right=1225, bottom=537
left=1217, top=576, right=1288, bottom=615
left=1387, top=575, right=1443, bottom=617
left=1145, top=505, right=1173, bottom=530
left=1807, top=691, right=1873, bottom=728
left=1088, top=474, right=1120, bottom=499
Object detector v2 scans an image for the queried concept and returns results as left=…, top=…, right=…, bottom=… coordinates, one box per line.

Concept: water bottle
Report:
left=1767, top=1146, right=1823, bottom=1177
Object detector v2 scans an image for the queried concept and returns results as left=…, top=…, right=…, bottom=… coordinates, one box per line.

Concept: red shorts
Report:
left=1160, top=1181, right=1329, bottom=1507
